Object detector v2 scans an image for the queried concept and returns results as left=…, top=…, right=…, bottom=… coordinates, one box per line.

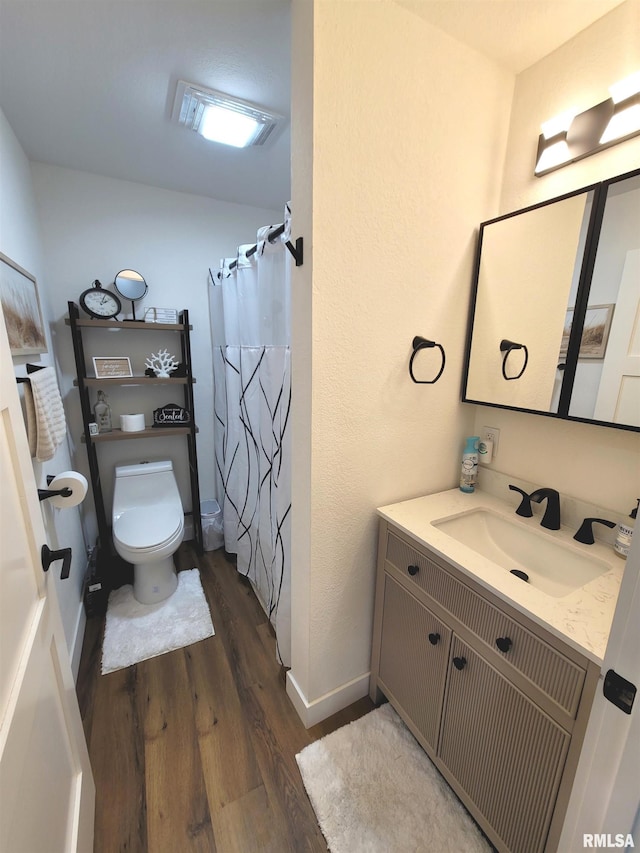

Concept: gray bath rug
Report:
left=296, top=702, right=491, bottom=853
left=101, top=568, right=214, bottom=674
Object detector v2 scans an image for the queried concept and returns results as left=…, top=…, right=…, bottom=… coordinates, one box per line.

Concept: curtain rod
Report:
left=208, top=222, right=303, bottom=285
left=227, top=223, right=285, bottom=270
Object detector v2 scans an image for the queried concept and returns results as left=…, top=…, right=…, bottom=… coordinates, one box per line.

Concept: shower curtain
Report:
left=210, top=207, right=292, bottom=666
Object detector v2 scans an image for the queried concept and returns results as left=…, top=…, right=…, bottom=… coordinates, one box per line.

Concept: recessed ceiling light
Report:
left=173, top=80, right=284, bottom=148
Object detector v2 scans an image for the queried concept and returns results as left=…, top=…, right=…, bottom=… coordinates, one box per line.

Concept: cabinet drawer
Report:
left=379, top=574, right=451, bottom=752
left=385, top=531, right=586, bottom=717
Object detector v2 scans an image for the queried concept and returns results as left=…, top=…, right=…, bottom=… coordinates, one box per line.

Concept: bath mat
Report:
left=296, top=702, right=491, bottom=853
left=101, top=568, right=214, bottom=674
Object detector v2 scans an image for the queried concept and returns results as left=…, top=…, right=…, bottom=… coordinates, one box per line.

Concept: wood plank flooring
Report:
left=76, top=543, right=374, bottom=852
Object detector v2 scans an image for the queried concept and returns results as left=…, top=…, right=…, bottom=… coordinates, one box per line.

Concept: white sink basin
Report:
left=432, top=508, right=610, bottom=598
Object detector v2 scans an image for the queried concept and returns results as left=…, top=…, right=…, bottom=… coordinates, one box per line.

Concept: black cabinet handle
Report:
left=41, top=544, right=72, bottom=580
left=496, top=636, right=512, bottom=653
left=453, top=656, right=467, bottom=670
left=428, top=632, right=440, bottom=645
left=407, top=564, right=419, bottom=576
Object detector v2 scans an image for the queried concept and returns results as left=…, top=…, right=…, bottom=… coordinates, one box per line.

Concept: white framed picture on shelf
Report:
left=92, top=356, right=133, bottom=378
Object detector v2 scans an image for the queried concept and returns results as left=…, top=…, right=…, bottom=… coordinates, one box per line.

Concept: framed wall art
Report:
left=560, top=303, right=615, bottom=359
left=0, top=252, right=47, bottom=355
left=92, top=356, right=133, bottom=378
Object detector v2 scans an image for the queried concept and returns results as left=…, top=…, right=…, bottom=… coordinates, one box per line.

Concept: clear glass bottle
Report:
left=93, top=389, right=112, bottom=433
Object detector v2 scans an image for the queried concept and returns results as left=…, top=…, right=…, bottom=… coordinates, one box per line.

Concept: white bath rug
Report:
left=101, top=568, right=214, bottom=674
left=296, top=702, right=492, bottom=853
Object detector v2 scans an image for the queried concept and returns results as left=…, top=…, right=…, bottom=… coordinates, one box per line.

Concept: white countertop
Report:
left=378, top=488, right=625, bottom=664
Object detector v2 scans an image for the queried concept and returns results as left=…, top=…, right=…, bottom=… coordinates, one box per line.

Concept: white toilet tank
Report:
left=113, top=460, right=182, bottom=514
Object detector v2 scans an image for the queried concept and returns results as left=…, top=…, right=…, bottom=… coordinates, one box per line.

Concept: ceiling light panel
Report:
left=173, top=80, right=283, bottom=147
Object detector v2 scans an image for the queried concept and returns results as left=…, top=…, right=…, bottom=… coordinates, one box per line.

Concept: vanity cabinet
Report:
left=66, top=301, right=203, bottom=568
left=370, top=521, right=600, bottom=853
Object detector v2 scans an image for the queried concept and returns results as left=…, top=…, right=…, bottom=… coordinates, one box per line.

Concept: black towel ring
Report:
left=409, top=336, right=446, bottom=384
left=500, top=339, right=529, bottom=381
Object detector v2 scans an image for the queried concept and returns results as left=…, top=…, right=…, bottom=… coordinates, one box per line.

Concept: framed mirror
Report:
left=568, top=171, right=640, bottom=427
left=114, top=269, right=148, bottom=320
left=462, top=168, right=640, bottom=432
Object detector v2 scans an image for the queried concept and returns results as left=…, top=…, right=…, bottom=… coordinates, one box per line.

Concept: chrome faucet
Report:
left=529, top=488, right=561, bottom=530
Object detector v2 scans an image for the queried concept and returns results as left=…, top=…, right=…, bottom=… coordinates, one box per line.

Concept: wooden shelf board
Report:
left=65, top=318, right=191, bottom=331
left=76, top=376, right=194, bottom=387
left=82, top=426, right=197, bottom=443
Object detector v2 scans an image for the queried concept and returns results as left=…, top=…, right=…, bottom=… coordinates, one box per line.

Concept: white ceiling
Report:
left=0, top=1, right=626, bottom=211
left=0, top=1, right=292, bottom=211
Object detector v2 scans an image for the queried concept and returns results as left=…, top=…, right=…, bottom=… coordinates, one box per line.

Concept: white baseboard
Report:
left=286, top=669, right=370, bottom=729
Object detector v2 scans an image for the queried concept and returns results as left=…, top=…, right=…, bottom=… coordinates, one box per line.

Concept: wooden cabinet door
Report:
left=379, top=574, right=451, bottom=751
left=439, top=636, right=570, bottom=853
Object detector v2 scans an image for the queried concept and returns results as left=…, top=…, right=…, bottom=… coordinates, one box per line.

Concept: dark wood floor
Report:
left=76, top=543, right=374, bottom=852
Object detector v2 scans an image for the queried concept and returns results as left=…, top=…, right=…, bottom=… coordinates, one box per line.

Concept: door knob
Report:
left=453, top=656, right=467, bottom=670
left=428, top=632, right=440, bottom=645
left=41, top=545, right=72, bottom=580
left=407, top=564, right=419, bottom=576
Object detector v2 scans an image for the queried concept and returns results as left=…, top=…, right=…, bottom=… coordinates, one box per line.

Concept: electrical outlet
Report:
left=482, top=426, right=500, bottom=457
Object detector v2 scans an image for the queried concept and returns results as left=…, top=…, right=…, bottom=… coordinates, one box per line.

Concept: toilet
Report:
left=112, top=460, right=184, bottom=604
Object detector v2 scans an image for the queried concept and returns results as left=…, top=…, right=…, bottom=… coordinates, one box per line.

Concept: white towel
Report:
left=23, top=367, right=67, bottom=461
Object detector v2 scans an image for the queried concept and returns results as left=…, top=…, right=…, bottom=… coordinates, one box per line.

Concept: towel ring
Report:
left=500, top=339, right=529, bottom=381
left=409, top=336, right=446, bottom=384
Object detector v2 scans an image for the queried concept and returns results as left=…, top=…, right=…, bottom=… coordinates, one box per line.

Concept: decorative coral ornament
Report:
left=145, top=348, right=179, bottom=378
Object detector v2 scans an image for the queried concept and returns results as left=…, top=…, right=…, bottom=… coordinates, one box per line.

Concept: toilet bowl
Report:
left=112, top=460, right=184, bottom=604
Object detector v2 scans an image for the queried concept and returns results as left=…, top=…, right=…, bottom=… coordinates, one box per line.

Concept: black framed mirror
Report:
left=114, top=269, right=148, bottom=320
left=462, top=167, right=640, bottom=432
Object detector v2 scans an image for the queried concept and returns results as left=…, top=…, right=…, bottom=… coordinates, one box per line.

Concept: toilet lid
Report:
left=114, top=506, right=181, bottom=549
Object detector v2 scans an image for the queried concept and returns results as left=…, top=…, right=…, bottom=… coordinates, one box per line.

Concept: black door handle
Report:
left=41, top=545, right=72, bottom=580
left=496, top=636, right=512, bottom=653
left=428, top=632, right=440, bottom=645
left=453, top=656, right=467, bottom=670
left=407, top=564, right=419, bottom=576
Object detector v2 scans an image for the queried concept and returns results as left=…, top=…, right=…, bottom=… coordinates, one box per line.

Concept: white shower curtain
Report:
left=210, top=208, right=292, bottom=666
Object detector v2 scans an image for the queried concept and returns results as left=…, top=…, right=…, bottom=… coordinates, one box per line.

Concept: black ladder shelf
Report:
left=67, top=301, right=204, bottom=581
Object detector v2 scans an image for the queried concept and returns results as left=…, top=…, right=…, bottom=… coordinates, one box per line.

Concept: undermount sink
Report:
left=431, top=508, right=610, bottom=598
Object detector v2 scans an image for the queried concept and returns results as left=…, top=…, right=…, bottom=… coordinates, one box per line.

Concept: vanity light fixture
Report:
left=173, top=80, right=283, bottom=148
left=535, top=71, right=640, bottom=176
left=600, top=71, right=640, bottom=143
left=534, top=110, right=576, bottom=174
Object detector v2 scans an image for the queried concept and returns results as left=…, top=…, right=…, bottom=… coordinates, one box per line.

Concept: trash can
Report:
left=201, top=499, right=224, bottom=551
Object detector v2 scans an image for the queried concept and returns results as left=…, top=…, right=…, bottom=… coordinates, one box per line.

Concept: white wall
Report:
left=30, top=164, right=280, bottom=542
left=288, top=0, right=514, bottom=724
left=472, top=1, right=640, bottom=518
left=487, top=6, right=640, bottom=843
left=0, top=109, right=88, bottom=674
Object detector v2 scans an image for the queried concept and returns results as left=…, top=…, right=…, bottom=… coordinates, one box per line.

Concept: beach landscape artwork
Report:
left=560, top=303, right=614, bottom=359
left=0, top=253, right=47, bottom=355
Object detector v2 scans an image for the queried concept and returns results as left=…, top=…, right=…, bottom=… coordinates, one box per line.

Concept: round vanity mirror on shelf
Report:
left=114, top=270, right=148, bottom=321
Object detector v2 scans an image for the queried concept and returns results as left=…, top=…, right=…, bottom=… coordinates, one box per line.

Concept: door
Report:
left=378, top=575, right=451, bottom=752
left=593, top=249, right=640, bottom=427
left=558, top=529, right=640, bottom=848
left=439, top=636, right=570, bottom=853
left=0, top=316, right=94, bottom=852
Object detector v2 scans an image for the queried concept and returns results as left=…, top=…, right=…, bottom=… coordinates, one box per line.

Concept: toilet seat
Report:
left=113, top=505, right=182, bottom=551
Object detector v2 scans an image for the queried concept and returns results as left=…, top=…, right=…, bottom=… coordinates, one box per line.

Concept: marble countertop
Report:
left=378, top=488, right=625, bottom=664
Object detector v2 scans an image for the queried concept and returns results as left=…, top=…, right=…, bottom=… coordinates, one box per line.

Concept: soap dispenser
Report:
left=459, top=436, right=479, bottom=493
left=613, top=499, right=639, bottom=559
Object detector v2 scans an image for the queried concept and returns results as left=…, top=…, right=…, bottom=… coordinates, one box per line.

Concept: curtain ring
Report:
left=409, top=336, right=446, bottom=384
left=500, top=339, right=529, bottom=380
